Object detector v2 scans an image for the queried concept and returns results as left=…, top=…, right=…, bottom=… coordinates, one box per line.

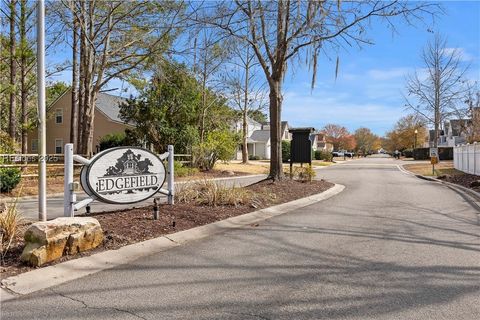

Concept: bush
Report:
left=315, top=150, right=333, bottom=162
left=174, top=160, right=198, bottom=178
left=0, top=200, right=24, bottom=259
left=294, top=166, right=316, bottom=182
left=0, top=168, right=21, bottom=193
left=193, top=130, right=238, bottom=171
left=282, top=140, right=290, bottom=162
left=99, top=130, right=141, bottom=151
left=402, top=149, right=413, bottom=158
left=248, top=155, right=260, bottom=160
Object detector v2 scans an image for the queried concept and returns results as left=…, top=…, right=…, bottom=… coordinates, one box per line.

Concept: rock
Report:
left=21, top=217, right=103, bottom=267
left=222, top=170, right=235, bottom=176
left=470, top=180, right=480, bottom=188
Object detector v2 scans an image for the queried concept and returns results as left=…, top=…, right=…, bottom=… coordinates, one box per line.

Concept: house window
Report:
left=31, top=139, right=38, bottom=152
left=55, top=108, right=63, bottom=124
left=55, top=139, right=63, bottom=154
left=127, top=163, right=133, bottom=169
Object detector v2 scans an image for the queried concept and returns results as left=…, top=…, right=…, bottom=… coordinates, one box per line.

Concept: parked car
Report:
left=332, top=151, right=344, bottom=157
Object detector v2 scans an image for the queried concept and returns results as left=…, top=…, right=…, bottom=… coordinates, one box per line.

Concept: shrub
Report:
left=248, top=155, right=260, bottom=161
left=282, top=140, right=290, bottom=162
left=175, top=179, right=256, bottom=207
left=0, top=168, right=21, bottom=193
left=294, top=166, right=316, bottom=183
left=0, top=130, right=17, bottom=154
left=174, top=160, right=198, bottom=178
left=0, top=199, right=24, bottom=259
left=99, top=130, right=141, bottom=151
left=193, top=130, right=238, bottom=170
left=403, top=149, right=413, bottom=158
left=315, top=150, right=333, bottom=162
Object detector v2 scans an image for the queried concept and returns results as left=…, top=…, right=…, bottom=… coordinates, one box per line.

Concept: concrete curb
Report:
left=0, top=183, right=345, bottom=301
left=0, top=174, right=268, bottom=201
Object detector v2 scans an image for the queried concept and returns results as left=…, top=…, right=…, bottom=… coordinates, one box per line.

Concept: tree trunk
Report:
left=268, top=79, right=283, bottom=181
left=77, top=0, right=86, bottom=154
left=242, top=110, right=248, bottom=163
left=8, top=0, right=17, bottom=141
left=70, top=6, right=78, bottom=153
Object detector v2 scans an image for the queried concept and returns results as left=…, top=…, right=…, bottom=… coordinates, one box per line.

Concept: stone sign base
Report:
left=21, top=217, right=103, bottom=267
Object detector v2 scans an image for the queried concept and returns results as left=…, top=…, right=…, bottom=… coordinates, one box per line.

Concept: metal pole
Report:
left=37, top=0, right=47, bottom=221
left=64, top=144, right=74, bottom=217
left=167, top=145, right=174, bottom=205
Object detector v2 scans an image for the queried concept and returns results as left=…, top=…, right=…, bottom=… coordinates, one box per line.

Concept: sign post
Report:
left=430, top=147, right=439, bottom=175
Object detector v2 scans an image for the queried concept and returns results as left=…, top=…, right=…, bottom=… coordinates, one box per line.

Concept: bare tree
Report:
left=61, top=0, right=183, bottom=155
left=195, top=1, right=440, bottom=180
left=405, top=34, right=469, bottom=148
left=8, top=0, right=16, bottom=140
left=225, top=43, right=267, bottom=163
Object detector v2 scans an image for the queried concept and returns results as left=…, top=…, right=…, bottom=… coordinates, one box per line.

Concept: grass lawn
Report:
left=403, top=161, right=463, bottom=176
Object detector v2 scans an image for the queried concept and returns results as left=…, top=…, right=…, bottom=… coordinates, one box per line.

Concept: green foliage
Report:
left=98, top=130, right=142, bottom=151
left=174, top=160, right=198, bottom=178
left=315, top=150, right=333, bottom=162
left=194, top=130, right=238, bottom=170
left=248, top=155, right=260, bottom=161
left=281, top=140, right=290, bottom=162
left=403, top=149, right=413, bottom=158
left=0, top=168, right=21, bottom=193
left=248, top=110, right=268, bottom=124
left=46, top=82, right=69, bottom=106
left=0, top=130, right=17, bottom=154
left=120, top=61, right=234, bottom=154
left=294, top=166, right=316, bottom=183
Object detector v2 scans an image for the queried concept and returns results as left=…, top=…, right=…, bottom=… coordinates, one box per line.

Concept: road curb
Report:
left=0, top=183, right=345, bottom=301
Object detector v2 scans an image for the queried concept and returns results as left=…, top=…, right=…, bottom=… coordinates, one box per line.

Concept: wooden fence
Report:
left=0, top=153, right=191, bottom=178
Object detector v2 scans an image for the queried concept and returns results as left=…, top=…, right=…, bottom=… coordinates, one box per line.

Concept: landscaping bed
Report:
left=1, top=178, right=333, bottom=279
left=403, top=161, right=480, bottom=192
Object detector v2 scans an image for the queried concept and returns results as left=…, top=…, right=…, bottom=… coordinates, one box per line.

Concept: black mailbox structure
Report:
left=288, top=127, right=315, bottom=176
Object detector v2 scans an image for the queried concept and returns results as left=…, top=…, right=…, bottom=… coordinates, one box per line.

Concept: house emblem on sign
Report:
left=104, top=149, right=153, bottom=177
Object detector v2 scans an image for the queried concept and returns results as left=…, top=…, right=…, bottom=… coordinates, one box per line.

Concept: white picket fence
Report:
left=453, top=143, right=480, bottom=175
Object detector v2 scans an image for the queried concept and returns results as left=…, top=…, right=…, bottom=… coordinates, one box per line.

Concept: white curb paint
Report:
left=0, top=183, right=344, bottom=301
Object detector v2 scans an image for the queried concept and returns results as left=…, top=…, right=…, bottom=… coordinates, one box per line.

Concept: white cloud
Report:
left=367, top=67, right=411, bottom=80
left=443, top=47, right=475, bottom=62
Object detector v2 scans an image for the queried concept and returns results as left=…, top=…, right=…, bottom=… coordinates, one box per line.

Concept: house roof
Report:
left=95, top=92, right=128, bottom=124
left=449, top=119, right=470, bottom=136
left=250, top=130, right=270, bottom=143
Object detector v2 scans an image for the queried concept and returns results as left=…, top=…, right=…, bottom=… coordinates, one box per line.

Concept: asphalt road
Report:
left=14, top=174, right=267, bottom=221
left=2, top=156, right=479, bottom=319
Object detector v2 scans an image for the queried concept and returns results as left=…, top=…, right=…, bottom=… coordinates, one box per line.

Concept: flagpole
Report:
left=37, top=0, right=47, bottom=221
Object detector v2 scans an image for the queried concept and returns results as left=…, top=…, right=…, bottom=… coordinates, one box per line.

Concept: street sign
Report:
left=429, top=147, right=438, bottom=158
left=80, top=147, right=166, bottom=204
left=431, top=156, right=439, bottom=165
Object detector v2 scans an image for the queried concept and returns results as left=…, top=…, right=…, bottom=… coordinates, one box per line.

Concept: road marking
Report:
left=397, top=164, right=414, bottom=175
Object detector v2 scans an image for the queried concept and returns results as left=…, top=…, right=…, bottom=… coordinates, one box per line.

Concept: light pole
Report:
left=414, top=129, right=418, bottom=160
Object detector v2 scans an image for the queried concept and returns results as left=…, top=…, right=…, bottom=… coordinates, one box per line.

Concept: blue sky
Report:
left=282, top=1, right=480, bottom=136
left=48, top=1, right=480, bottom=137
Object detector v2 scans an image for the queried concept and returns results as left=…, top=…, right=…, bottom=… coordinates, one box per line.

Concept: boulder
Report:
left=21, top=217, right=103, bottom=267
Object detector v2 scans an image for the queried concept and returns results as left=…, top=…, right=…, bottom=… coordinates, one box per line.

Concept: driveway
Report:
left=1, top=156, right=479, bottom=319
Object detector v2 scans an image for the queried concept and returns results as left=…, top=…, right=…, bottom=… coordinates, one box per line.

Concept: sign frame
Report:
left=80, top=146, right=166, bottom=205
left=429, top=147, right=438, bottom=158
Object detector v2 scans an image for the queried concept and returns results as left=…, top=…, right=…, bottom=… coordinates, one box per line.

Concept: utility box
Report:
left=289, top=127, right=315, bottom=164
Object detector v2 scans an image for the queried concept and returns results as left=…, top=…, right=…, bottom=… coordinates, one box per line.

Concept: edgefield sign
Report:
left=80, top=147, right=166, bottom=204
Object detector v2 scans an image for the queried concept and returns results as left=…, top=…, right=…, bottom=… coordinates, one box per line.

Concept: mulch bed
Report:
left=1, top=179, right=333, bottom=279
left=438, top=173, right=480, bottom=191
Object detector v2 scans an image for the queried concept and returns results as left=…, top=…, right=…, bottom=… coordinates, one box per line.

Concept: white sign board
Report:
left=80, top=147, right=166, bottom=204
left=429, top=148, right=438, bottom=158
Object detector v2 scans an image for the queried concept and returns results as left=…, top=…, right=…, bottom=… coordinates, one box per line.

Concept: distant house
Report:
left=232, top=117, right=292, bottom=160
left=429, top=119, right=471, bottom=147
left=314, top=133, right=334, bottom=152
left=27, top=88, right=133, bottom=154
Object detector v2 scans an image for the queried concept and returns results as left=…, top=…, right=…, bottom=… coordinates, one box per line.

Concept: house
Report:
left=232, top=117, right=292, bottom=160
left=429, top=119, right=471, bottom=147
left=27, top=88, right=132, bottom=154
left=314, top=133, right=334, bottom=152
